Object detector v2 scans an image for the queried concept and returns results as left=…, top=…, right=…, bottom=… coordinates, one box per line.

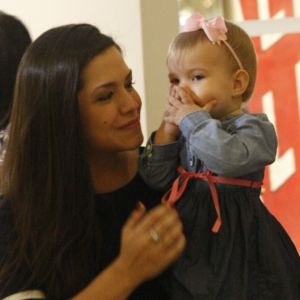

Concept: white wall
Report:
left=0, top=0, right=179, bottom=137
left=140, top=0, right=179, bottom=134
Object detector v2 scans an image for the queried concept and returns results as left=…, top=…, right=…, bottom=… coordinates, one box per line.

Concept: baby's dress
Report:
left=139, top=111, right=300, bottom=300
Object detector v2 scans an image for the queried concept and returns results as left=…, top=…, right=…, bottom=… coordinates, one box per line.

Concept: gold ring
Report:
left=149, top=228, right=160, bottom=242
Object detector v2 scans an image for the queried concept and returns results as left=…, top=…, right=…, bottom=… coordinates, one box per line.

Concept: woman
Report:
left=0, top=24, right=185, bottom=300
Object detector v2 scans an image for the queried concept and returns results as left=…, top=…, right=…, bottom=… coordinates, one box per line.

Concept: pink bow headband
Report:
left=182, top=13, right=244, bottom=70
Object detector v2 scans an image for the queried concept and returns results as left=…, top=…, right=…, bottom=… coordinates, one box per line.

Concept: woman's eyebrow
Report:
left=92, top=69, right=132, bottom=93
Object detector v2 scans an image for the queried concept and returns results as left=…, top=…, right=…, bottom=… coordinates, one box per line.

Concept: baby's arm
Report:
left=180, top=111, right=277, bottom=177
left=139, top=89, right=185, bottom=190
left=138, top=124, right=181, bottom=191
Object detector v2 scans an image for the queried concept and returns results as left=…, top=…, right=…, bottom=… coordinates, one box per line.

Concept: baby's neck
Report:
left=228, top=107, right=244, bottom=116
left=220, top=108, right=244, bottom=121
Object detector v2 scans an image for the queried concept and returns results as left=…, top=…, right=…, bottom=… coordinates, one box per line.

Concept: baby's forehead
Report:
left=168, top=40, right=226, bottom=62
left=167, top=43, right=235, bottom=75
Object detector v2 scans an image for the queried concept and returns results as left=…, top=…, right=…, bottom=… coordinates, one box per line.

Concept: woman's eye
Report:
left=192, top=75, right=204, bottom=81
left=96, top=92, right=113, bottom=101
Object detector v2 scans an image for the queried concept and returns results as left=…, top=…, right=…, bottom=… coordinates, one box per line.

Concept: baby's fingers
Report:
left=202, top=100, right=217, bottom=112
left=176, top=87, right=194, bottom=104
left=168, top=95, right=182, bottom=108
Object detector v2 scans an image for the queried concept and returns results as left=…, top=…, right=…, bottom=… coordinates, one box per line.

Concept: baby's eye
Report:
left=192, top=75, right=204, bottom=81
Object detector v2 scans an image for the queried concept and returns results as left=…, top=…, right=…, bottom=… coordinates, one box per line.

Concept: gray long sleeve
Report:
left=139, top=111, right=277, bottom=191
left=179, top=111, right=277, bottom=177
left=138, top=132, right=181, bottom=190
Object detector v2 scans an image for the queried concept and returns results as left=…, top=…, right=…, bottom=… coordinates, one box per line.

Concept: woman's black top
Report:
left=0, top=173, right=169, bottom=299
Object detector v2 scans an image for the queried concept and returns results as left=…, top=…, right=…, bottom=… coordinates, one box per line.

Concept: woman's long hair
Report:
left=0, top=24, right=119, bottom=299
left=0, top=11, right=31, bottom=130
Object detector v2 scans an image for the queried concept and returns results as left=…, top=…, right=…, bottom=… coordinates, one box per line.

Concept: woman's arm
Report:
left=70, top=259, right=139, bottom=300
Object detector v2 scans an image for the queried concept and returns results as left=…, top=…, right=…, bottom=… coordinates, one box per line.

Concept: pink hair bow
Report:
left=183, top=13, right=227, bottom=44
left=182, top=12, right=244, bottom=69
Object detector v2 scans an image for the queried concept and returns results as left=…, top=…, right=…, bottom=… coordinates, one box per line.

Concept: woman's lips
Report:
left=118, top=119, right=140, bottom=130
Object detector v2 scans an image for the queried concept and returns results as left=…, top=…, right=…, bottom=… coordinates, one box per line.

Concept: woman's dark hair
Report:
left=0, top=24, right=120, bottom=299
left=0, top=11, right=31, bottom=130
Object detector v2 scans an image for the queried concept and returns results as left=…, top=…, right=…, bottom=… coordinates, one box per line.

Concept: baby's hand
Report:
left=153, top=88, right=182, bottom=145
left=177, top=86, right=216, bottom=111
left=165, top=86, right=216, bottom=125
left=163, top=94, right=181, bottom=137
left=154, top=120, right=180, bottom=144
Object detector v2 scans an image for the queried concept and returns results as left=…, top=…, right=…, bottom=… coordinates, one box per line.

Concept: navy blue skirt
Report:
left=164, top=181, right=300, bottom=300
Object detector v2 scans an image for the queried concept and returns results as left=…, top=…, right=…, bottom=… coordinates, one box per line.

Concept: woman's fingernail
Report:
left=135, top=201, right=144, bottom=210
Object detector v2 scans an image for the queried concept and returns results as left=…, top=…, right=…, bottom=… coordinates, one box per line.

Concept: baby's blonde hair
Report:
left=167, top=20, right=257, bottom=102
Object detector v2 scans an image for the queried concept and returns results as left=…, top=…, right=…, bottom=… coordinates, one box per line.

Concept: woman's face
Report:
left=78, top=47, right=143, bottom=155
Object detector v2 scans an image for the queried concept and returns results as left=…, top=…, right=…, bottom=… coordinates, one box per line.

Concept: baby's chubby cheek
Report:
left=199, top=97, right=217, bottom=108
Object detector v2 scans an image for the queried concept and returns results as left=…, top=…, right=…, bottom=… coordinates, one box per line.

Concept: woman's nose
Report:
left=119, top=89, right=141, bottom=114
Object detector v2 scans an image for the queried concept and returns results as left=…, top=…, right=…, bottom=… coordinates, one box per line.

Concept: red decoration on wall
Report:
left=240, top=0, right=300, bottom=253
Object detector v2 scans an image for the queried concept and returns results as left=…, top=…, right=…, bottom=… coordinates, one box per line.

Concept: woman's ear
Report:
left=232, top=69, right=249, bottom=97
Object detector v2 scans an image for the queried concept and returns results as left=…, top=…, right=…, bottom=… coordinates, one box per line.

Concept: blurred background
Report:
left=0, top=0, right=299, bottom=252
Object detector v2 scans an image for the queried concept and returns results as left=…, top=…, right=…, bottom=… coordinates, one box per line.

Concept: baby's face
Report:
left=167, top=41, right=243, bottom=120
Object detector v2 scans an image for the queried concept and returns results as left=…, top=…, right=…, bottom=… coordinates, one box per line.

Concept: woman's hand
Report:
left=71, top=203, right=185, bottom=300
left=116, top=202, right=185, bottom=286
